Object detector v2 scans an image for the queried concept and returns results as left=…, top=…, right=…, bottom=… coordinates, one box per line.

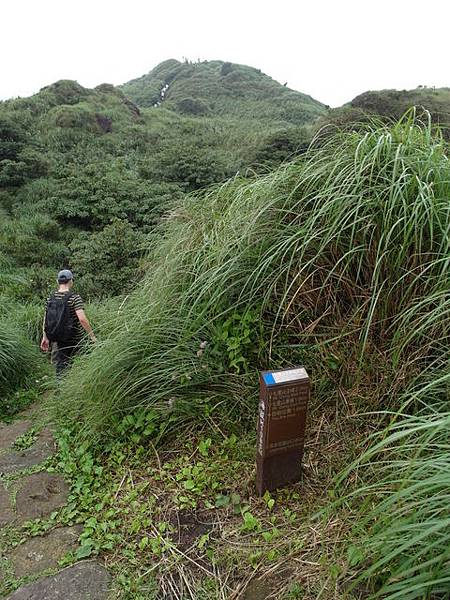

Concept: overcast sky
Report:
left=2, top=0, right=449, bottom=107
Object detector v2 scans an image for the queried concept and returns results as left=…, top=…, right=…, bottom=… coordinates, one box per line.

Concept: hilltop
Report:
left=120, top=58, right=327, bottom=123
left=318, top=86, right=450, bottom=135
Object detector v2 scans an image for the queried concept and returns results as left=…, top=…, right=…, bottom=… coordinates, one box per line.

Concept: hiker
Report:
left=40, top=269, right=96, bottom=377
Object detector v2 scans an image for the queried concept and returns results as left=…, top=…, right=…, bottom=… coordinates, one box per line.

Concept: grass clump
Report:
left=338, top=366, right=450, bottom=599
left=0, top=321, right=40, bottom=403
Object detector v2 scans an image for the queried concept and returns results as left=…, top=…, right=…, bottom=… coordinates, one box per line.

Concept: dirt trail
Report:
left=0, top=405, right=111, bottom=599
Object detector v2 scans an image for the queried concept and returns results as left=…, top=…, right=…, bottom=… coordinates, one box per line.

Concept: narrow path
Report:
left=0, top=407, right=111, bottom=599
left=153, top=81, right=170, bottom=107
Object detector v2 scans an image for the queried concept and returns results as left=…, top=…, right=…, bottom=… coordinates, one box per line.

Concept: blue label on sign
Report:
left=263, top=372, right=276, bottom=385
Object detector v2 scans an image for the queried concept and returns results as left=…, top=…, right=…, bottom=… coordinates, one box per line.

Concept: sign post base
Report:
left=256, top=450, right=303, bottom=496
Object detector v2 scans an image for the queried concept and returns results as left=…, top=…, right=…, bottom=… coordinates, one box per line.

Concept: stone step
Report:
left=5, top=561, right=111, bottom=599
left=0, top=472, right=69, bottom=529
left=0, top=429, right=55, bottom=476
left=9, top=526, right=82, bottom=579
left=15, top=472, right=70, bottom=525
left=0, top=421, right=33, bottom=453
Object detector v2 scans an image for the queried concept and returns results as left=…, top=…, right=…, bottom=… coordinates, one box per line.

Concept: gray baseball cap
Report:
left=57, top=269, right=74, bottom=283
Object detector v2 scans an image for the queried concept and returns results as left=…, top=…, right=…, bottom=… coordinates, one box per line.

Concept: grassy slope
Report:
left=46, top=115, right=450, bottom=598
left=318, top=87, right=450, bottom=137
left=120, top=59, right=327, bottom=123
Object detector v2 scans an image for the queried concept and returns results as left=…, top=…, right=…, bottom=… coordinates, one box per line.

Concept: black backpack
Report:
left=44, top=292, right=76, bottom=343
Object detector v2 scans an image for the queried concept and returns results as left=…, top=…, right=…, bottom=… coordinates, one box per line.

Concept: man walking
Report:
left=40, top=269, right=96, bottom=377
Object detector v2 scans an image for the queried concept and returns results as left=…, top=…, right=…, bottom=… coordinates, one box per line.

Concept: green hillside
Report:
left=318, top=86, right=450, bottom=135
left=0, top=64, right=327, bottom=302
left=120, top=58, right=327, bottom=122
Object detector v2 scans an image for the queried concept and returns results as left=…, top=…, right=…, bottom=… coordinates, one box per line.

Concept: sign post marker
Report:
left=256, top=367, right=310, bottom=495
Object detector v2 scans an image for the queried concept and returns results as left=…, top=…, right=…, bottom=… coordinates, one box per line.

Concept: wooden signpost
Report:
left=256, top=367, right=310, bottom=495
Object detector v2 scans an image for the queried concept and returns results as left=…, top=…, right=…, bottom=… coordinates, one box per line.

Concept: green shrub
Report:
left=38, top=163, right=176, bottom=229
left=176, top=97, right=210, bottom=116
left=70, top=219, right=146, bottom=299
left=0, top=214, right=69, bottom=268
left=0, top=115, right=26, bottom=161
left=40, top=79, right=91, bottom=106
left=50, top=104, right=102, bottom=132
left=150, top=138, right=233, bottom=190
left=253, top=126, right=310, bottom=166
left=0, top=115, right=47, bottom=188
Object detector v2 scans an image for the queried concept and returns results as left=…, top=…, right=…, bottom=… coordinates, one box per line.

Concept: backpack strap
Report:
left=62, top=291, right=74, bottom=304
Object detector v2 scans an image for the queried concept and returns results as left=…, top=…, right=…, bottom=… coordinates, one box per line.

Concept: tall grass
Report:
left=0, top=321, right=40, bottom=400
left=54, top=112, right=449, bottom=441
left=338, top=365, right=450, bottom=599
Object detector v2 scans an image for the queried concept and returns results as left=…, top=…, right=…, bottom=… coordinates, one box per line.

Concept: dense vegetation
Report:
left=45, top=113, right=448, bottom=598
left=0, top=61, right=326, bottom=307
left=1, top=60, right=449, bottom=599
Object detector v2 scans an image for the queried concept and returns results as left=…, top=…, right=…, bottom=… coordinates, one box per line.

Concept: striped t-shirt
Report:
left=46, top=291, right=84, bottom=339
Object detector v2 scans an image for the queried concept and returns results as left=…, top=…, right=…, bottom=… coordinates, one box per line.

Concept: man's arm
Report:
left=40, top=312, right=49, bottom=352
left=75, top=309, right=97, bottom=343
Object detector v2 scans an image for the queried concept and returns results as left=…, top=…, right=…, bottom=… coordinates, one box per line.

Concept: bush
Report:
left=40, top=79, right=90, bottom=106
left=0, top=115, right=26, bottom=161
left=69, top=219, right=146, bottom=299
left=0, top=214, right=69, bottom=268
left=253, top=126, right=310, bottom=166
left=50, top=104, right=102, bottom=132
left=176, top=97, right=210, bottom=116
left=0, top=115, right=47, bottom=188
left=220, top=62, right=233, bottom=76
left=39, top=163, right=176, bottom=229
left=151, top=139, right=232, bottom=190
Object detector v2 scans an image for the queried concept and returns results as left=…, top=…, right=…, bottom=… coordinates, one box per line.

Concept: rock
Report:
left=15, top=473, right=69, bottom=524
left=0, top=482, right=14, bottom=527
left=10, top=526, right=82, bottom=578
left=0, top=421, right=32, bottom=452
left=5, top=561, right=111, bottom=599
left=0, top=429, right=55, bottom=475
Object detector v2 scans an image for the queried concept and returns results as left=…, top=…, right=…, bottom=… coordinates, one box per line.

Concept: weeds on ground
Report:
left=44, top=393, right=369, bottom=599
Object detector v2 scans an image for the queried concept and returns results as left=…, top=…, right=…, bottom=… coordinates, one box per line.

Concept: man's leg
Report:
left=53, top=343, right=74, bottom=379
left=53, top=343, right=70, bottom=379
